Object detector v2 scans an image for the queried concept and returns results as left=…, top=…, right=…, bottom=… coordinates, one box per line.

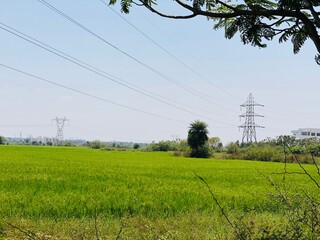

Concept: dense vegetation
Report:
left=187, top=120, right=210, bottom=158
left=225, top=136, right=320, bottom=163
left=110, top=0, right=320, bottom=64
left=144, top=135, right=320, bottom=164
left=0, top=145, right=319, bottom=238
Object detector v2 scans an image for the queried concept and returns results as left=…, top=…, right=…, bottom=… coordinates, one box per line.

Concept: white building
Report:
left=291, top=128, right=320, bottom=139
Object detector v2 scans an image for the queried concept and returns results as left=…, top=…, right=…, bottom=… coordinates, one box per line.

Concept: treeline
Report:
left=144, top=137, right=222, bottom=157
left=144, top=136, right=320, bottom=163
left=226, top=136, right=320, bottom=163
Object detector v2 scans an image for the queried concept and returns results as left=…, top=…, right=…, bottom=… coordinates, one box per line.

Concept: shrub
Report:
left=189, top=145, right=211, bottom=158
left=290, top=146, right=305, bottom=155
left=226, top=142, right=240, bottom=154
left=88, top=140, right=106, bottom=149
left=0, top=136, right=6, bottom=145
left=133, top=143, right=140, bottom=149
left=172, top=140, right=190, bottom=157
left=147, top=141, right=177, bottom=152
left=64, top=142, right=76, bottom=147
left=242, top=145, right=283, bottom=162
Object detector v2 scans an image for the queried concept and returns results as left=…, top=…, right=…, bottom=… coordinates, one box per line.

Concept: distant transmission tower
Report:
left=53, top=117, right=69, bottom=145
left=239, top=93, right=264, bottom=143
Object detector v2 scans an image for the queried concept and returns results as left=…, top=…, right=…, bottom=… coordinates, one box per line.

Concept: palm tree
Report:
left=187, top=120, right=210, bottom=158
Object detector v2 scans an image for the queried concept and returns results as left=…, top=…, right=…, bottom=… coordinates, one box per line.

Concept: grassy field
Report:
left=0, top=145, right=319, bottom=239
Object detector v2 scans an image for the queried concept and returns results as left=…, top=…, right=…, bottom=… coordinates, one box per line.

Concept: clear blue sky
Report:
left=0, top=0, right=319, bottom=143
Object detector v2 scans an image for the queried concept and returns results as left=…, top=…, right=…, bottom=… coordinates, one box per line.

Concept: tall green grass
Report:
left=0, top=145, right=318, bottom=221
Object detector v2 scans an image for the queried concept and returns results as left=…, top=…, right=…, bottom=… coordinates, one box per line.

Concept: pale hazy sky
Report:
left=0, top=0, right=319, bottom=143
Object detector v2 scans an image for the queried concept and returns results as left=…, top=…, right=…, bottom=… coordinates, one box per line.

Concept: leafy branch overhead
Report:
left=109, top=0, right=320, bottom=64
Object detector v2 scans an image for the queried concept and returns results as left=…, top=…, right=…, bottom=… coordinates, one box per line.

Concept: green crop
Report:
left=0, top=145, right=319, bottom=238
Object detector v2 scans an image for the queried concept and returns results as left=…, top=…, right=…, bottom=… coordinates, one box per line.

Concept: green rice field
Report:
left=0, top=145, right=319, bottom=239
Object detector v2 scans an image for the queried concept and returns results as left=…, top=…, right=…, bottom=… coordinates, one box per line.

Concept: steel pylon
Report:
left=239, top=93, right=264, bottom=143
left=53, top=117, right=69, bottom=145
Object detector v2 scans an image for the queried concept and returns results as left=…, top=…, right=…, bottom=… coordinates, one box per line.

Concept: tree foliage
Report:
left=223, top=135, right=320, bottom=163
left=208, top=137, right=223, bottom=151
left=187, top=120, right=210, bottom=158
left=88, top=140, right=106, bottom=149
left=187, top=120, right=209, bottom=148
left=147, top=140, right=178, bottom=151
left=0, top=136, right=5, bottom=145
left=109, top=0, right=320, bottom=64
left=133, top=143, right=140, bottom=149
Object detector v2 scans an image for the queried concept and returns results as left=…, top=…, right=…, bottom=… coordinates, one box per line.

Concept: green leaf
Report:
left=292, top=29, right=308, bottom=54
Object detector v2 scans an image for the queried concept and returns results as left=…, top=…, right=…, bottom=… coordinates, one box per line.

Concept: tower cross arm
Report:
left=240, top=103, right=264, bottom=107
left=239, top=114, right=264, bottom=117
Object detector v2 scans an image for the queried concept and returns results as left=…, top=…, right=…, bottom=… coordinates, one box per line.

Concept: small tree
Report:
left=225, top=141, right=240, bottom=154
left=208, top=137, right=223, bottom=151
left=88, top=140, right=106, bottom=149
left=187, top=120, right=210, bottom=158
left=0, top=136, right=5, bottom=145
left=133, top=143, right=140, bottom=149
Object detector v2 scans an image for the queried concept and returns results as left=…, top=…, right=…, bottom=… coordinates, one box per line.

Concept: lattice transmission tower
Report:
left=53, top=117, right=69, bottom=145
left=239, top=93, right=264, bottom=143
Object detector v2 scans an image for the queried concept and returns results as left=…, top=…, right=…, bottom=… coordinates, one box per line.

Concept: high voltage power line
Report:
left=0, top=124, right=52, bottom=128
left=118, top=2, right=320, bottom=122
left=264, top=107, right=320, bottom=121
left=37, top=0, right=320, bottom=124
left=0, top=22, right=226, bottom=116
left=36, top=0, right=238, bottom=111
left=0, top=63, right=188, bottom=124
left=130, top=5, right=243, bottom=104
left=1, top=1, right=318, bottom=132
left=0, top=62, right=235, bottom=127
left=1, top=21, right=318, bottom=129
left=0, top=22, right=237, bottom=125
left=100, top=0, right=240, bottom=101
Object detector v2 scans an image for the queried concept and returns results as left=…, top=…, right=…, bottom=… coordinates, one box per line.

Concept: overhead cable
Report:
left=0, top=63, right=188, bottom=124
left=37, top=0, right=237, bottom=112
left=0, top=22, right=236, bottom=126
left=100, top=0, right=240, bottom=101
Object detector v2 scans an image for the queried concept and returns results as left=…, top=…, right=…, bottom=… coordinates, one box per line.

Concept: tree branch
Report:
left=110, top=0, right=320, bottom=64
left=139, top=0, right=198, bottom=19
left=285, top=144, right=320, bottom=189
left=215, top=0, right=238, bottom=12
left=296, top=11, right=320, bottom=54
left=2, top=220, right=39, bottom=239
left=305, top=0, right=320, bottom=27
